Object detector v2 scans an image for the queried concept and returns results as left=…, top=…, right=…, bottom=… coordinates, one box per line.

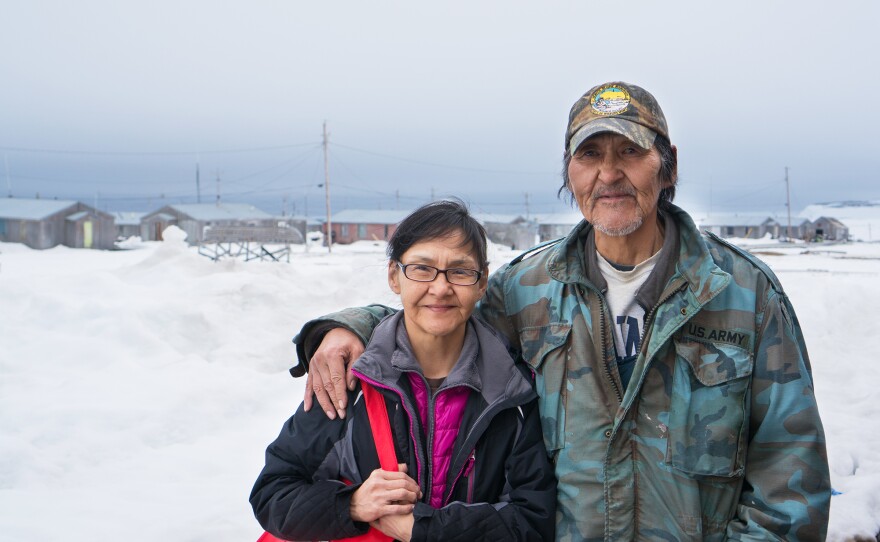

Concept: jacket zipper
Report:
left=443, top=449, right=476, bottom=505
left=466, top=451, right=476, bottom=503
left=350, top=371, right=426, bottom=495
left=424, top=374, right=437, bottom=505
left=596, top=293, right=623, bottom=403
left=442, top=393, right=526, bottom=505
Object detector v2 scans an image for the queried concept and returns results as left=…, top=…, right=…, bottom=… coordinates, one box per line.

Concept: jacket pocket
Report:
left=666, top=338, right=753, bottom=478
left=518, top=323, right=570, bottom=453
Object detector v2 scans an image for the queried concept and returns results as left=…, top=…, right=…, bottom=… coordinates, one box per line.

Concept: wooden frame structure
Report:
left=198, top=226, right=304, bottom=262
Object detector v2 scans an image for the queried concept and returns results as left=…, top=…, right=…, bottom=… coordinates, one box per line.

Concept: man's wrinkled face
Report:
left=567, top=132, right=669, bottom=237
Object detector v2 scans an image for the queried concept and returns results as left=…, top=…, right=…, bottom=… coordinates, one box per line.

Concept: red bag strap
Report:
left=360, top=381, right=398, bottom=472
left=256, top=382, right=398, bottom=542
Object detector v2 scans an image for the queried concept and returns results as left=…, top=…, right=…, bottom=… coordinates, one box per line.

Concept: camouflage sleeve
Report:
left=477, top=263, right=521, bottom=353
left=290, top=304, right=397, bottom=377
left=726, top=290, right=831, bottom=540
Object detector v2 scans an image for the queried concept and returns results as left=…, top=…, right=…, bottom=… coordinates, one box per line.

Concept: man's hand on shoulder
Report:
left=303, top=327, right=365, bottom=419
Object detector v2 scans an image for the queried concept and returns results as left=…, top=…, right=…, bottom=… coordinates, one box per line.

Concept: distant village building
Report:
left=532, top=212, right=583, bottom=242
left=327, top=209, right=411, bottom=244
left=0, top=198, right=115, bottom=250
left=325, top=209, right=539, bottom=250
left=140, top=203, right=280, bottom=245
left=806, top=216, right=849, bottom=242
left=114, top=211, right=145, bottom=239
left=696, top=214, right=780, bottom=239
left=778, top=217, right=812, bottom=241
left=694, top=212, right=851, bottom=242
left=474, top=213, right=538, bottom=251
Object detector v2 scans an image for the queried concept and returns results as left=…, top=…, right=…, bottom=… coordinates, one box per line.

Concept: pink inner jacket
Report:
left=407, top=372, right=470, bottom=508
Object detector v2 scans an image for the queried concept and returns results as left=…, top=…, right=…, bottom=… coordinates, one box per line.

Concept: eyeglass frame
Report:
left=396, top=262, right=484, bottom=286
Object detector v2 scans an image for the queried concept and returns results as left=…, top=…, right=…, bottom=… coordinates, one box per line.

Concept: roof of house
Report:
left=114, top=211, right=145, bottom=226
left=65, top=211, right=91, bottom=221
left=164, top=203, right=274, bottom=221
left=531, top=212, right=585, bottom=226
left=0, top=198, right=79, bottom=221
left=695, top=213, right=778, bottom=227
left=330, top=209, right=413, bottom=225
left=814, top=216, right=848, bottom=228
left=472, top=213, right=528, bottom=225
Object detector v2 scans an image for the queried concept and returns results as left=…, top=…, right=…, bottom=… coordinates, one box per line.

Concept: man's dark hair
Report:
left=388, top=198, right=488, bottom=268
left=558, top=134, right=678, bottom=206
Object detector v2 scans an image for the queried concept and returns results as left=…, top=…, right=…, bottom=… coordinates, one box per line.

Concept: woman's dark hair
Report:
left=558, top=134, right=678, bottom=206
left=387, top=199, right=488, bottom=269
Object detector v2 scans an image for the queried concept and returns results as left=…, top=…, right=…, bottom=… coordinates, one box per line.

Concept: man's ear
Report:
left=669, top=144, right=678, bottom=186
left=388, top=262, right=401, bottom=294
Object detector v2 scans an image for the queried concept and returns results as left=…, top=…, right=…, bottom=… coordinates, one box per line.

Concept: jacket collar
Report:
left=352, top=311, right=534, bottom=405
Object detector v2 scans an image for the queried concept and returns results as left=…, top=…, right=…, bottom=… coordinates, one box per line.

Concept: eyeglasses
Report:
left=397, top=263, right=483, bottom=286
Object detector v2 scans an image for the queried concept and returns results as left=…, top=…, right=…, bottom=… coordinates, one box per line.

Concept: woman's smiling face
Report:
left=388, top=231, right=487, bottom=345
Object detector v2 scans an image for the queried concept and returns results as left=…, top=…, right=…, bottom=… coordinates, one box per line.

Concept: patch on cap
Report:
left=590, top=85, right=631, bottom=116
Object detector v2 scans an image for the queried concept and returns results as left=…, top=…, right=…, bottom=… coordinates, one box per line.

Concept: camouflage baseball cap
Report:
left=566, top=82, right=669, bottom=154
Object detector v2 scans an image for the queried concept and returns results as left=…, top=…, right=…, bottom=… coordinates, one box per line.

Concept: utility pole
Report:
left=323, top=121, right=332, bottom=252
left=395, top=189, right=400, bottom=210
left=4, top=153, right=11, bottom=197
left=524, top=193, right=530, bottom=219
left=216, top=171, right=221, bottom=206
left=196, top=156, right=202, bottom=203
left=785, top=166, right=792, bottom=240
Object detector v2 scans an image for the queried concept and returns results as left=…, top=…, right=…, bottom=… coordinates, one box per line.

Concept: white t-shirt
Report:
left=596, top=250, right=661, bottom=370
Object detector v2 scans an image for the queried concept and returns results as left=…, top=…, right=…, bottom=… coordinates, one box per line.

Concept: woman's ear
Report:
left=388, top=261, right=401, bottom=294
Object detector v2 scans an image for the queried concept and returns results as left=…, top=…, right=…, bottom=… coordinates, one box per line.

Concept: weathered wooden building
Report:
left=775, top=217, right=812, bottom=241
left=114, top=212, right=145, bottom=239
left=807, top=216, right=849, bottom=241
left=533, top=212, right=584, bottom=242
left=697, top=214, right=780, bottom=239
left=474, top=213, right=539, bottom=251
left=140, top=203, right=278, bottom=245
left=327, top=209, right=411, bottom=244
left=0, top=198, right=115, bottom=249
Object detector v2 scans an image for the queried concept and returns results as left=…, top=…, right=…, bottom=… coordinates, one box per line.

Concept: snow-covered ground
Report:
left=1, top=229, right=878, bottom=541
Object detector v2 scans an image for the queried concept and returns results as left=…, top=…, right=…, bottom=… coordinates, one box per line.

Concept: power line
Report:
left=0, top=142, right=318, bottom=156
left=332, top=141, right=556, bottom=175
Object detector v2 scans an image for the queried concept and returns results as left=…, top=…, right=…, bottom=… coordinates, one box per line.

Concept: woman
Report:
left=250, top=200, right=556, bottom=541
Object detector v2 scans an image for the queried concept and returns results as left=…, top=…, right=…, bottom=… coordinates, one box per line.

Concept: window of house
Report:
left=0, top=219, right=5, bottom=236
left=726, top=227, right=735, bottom=236
left=358, top=224, right=367, bottom=238
left=341, top=224, right=349, bottom=236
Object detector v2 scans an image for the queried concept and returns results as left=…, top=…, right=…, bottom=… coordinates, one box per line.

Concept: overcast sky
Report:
left=1, top=0, right=878, bottom=217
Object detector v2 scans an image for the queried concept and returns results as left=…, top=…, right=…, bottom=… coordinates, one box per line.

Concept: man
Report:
left=292, top=82, right=831, bottom=540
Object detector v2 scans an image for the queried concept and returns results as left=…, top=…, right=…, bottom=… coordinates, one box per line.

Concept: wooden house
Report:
left=140, top=203, right=276, bottom=245
left=114, top=212, right=145, bottom=240
left=0, top=198, right=115, bottom=249
left=807, top=216, right=849, bottom=241
left=696, top=214, right=780, bottom=239
left=326, top=209, right=411, bottom=244
left=474, top=213, right=539, bottom=251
